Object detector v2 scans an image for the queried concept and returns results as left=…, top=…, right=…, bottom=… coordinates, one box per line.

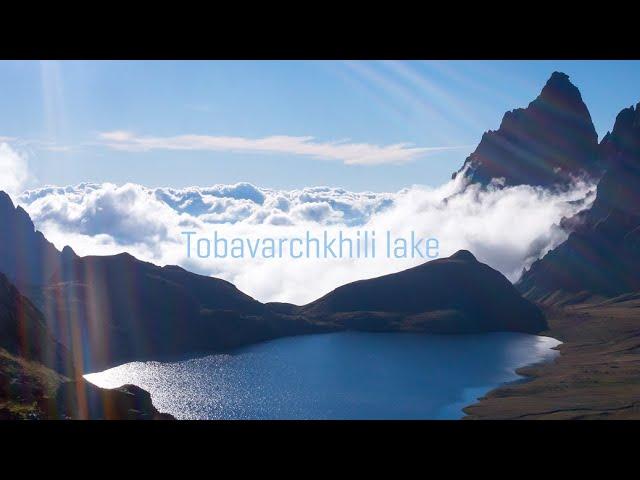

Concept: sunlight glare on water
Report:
left=84, top=332, right=561, bottom=420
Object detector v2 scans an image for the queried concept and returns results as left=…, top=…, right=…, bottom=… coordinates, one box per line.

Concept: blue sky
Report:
left=2, top=60, right=640, bottom=192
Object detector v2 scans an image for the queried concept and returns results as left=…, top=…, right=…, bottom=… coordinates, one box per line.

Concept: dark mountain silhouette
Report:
left=0, top=188, right=547, bottom=374
left=0, top=272, right=171, bottom=419
left=3, top=69, right=640, bottom=420
left=7, top=71, right=604, bottom=413
left=0, top=191, right=61, bottom=290
left=518, top=102, right=640, bottom=304
left=0, top=192, right=322, bottom=371
left=455, top=72, right=603, bottom=188
left=302, top=250, right=547, bottom=334
left=0, top=272, right=71, bottom=374
left=39, top=250, right=321, bottom=372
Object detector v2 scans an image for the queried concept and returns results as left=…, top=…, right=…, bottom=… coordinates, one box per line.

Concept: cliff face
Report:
left=456, top=72, right=603, bottom=188
left=517, top=103, right=640, bottom=304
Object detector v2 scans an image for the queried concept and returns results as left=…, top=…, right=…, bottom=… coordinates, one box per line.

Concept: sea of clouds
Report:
left=0, top=139, right=596, bottom=304
left=15, top=174, right=597, bottom=305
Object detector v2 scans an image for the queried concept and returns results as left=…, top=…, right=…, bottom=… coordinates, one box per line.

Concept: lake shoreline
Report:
left=463, top=297, right=640, bottom=419
left=86, top=331, right=560, bottom=420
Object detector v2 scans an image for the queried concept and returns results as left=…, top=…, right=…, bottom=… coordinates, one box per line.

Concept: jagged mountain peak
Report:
left=456, top=71, right=601, bottom=188
left=0, top=190, right=61, bottom=289
left=611, top=102, right=640, bottom=135
left=604, top=102, right=640, bottom=158
left=547, top=71, right=571, bottom=82
left=61, top=245, right=77, bottom=258
left=518, top=100, right=640, bottom=304
left=0, top=191, right=34, bottom=229
left=539, top=71, right=583, bottom=101
left=0, top=190, right=12, bottom=206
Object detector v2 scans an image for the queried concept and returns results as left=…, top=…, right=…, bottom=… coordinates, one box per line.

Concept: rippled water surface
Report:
left=85, top=332, right=560, bottom=419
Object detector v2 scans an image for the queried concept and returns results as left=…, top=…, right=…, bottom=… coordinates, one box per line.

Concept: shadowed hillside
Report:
left=302, top=250, right=547, bottom=334
left=0, top=273, right=71, bottom=374
left=0, top=189, right=548, bottom=373
left=0, top=273, right=172, bottom=419
left=39, top=250, right=322, bottom=372
left=0, top=191, right=61, bottom=289
left=518, top=102, right=640, bottom=304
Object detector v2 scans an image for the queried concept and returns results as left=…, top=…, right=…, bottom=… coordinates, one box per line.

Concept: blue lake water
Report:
left=84, top=332, right=560, bottom=419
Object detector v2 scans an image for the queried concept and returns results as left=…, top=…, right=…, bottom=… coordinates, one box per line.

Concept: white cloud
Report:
left=98, top=131, right=468, bottom=166
left=17, top=176, right=596, bottom=305
left=0, top=142, right=30, bottom=197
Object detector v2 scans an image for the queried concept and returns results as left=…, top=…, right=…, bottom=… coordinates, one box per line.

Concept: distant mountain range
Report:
left=1, top=70, right=639, bottom=419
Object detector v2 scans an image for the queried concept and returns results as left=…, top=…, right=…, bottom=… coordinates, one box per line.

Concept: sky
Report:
left=2, top=60, right=640, bottom=192
left=0, top=61, right=636, bottom=303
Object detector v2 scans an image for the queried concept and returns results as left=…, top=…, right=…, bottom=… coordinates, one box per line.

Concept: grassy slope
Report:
left=0, top=348, right=68, bottom=419
left=463, top=295, right=640, bottom=419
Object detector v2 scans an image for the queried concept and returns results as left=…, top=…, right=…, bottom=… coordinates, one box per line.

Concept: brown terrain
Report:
left=464, top=294, right=640, bottom=419
left=465, top=88, right=640, bottom=420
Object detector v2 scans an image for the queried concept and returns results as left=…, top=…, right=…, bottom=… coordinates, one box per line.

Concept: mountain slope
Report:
left=0, top=272, right=71, bottom=373
left=0, top=191, right=321, bottom=371
left=455, top=72, right=602, bottom=188
left=1, top=272, right=72, bottom=418
left=0, top=190, right=548, bottom=372
left=302, top=250, right=547, bottom=334
left=0, top=272, right=171, bottom=419
left=517, top=102, right=640, bottom=304
left=0, top=192, right=61, bottom=289
left=39, top=250, right=320, bottom=371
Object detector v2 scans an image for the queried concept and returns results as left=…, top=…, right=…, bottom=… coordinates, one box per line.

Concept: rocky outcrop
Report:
left=455, top=72, right=603, bottom=188
left=518, top=103, right=640, bottom=304
left=54, top=381, right=174, bottom=420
